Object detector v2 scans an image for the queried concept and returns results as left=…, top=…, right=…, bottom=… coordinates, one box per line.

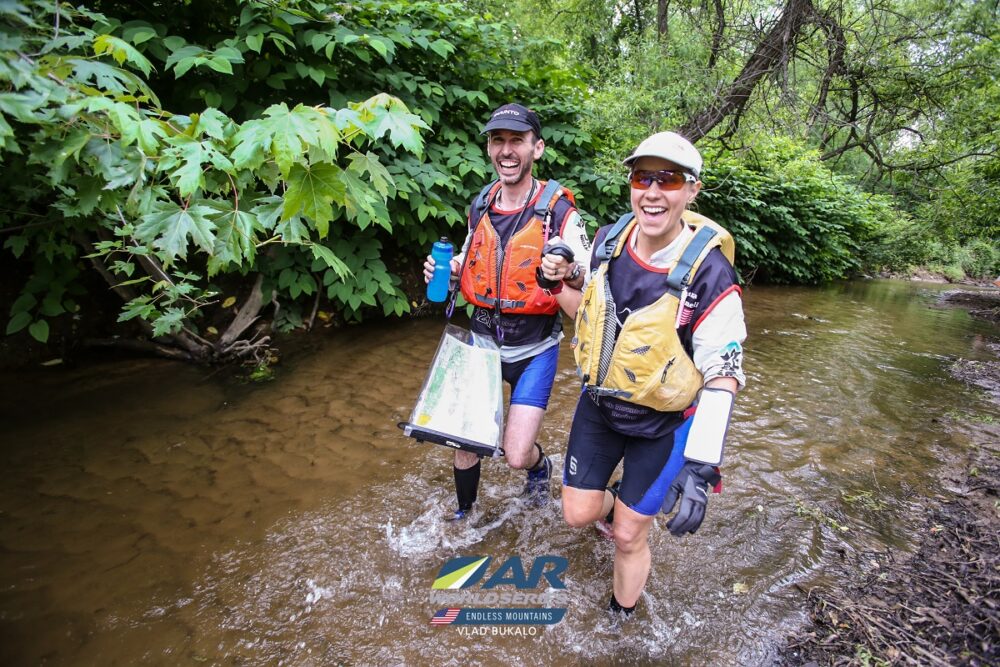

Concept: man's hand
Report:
left=537, top=236, right=574, bottom=289
left=660, top=462, right=722, bottom=536
left=423, top=255, right=459, bottom=284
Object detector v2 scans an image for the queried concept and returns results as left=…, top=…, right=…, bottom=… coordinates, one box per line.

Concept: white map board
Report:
left=408, top=325, right=504, bottom=450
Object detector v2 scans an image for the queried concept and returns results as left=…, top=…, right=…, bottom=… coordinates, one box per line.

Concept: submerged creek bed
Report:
left=782, top=287, right=1000, bottom=666
left=1, top=280, right=998, bottom=665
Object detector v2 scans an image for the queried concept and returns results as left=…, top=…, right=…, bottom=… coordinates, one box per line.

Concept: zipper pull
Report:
left=661, top=357, right=676, bottom=383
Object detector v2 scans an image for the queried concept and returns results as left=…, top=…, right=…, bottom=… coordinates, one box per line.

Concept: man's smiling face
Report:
left=487, top=129, right=544, bottom=187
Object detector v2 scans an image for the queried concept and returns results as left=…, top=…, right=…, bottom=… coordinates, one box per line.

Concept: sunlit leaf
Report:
left=151, top=307, right=185, bottom=337
left=347, top=151, right=395, bottom=198
left=369, top=106, right=427, bottom=155
left=283, top=162, right=346, bottom=237
left=93, top=34, right=154, bottom=76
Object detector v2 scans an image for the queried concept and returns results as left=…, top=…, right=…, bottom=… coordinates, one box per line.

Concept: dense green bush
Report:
left=859, top=218, right=998, bottom=283
left=692, top=138, right=895, bottom=284
left=7, top=0, right=972, bottom=362
left=857, top=214, right=930, bottom=277
left=0, top=0, right=618, bottom=360
left=958, top=240, right=1000, bottom=280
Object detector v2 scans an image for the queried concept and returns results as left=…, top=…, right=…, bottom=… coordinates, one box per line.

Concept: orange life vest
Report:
left=459, top=179, right=575, bottom=316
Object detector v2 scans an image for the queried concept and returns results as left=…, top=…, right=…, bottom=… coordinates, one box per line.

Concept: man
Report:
left=423, top=103, right=591, bottom=520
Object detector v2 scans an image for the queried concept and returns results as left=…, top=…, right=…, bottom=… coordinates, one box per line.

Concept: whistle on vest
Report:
left=536, top=239, right=575, bottom=290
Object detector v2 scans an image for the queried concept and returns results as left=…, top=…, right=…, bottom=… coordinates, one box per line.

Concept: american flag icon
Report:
left=677, top=306, right=694, bottom=326
left=430, top=608, right=461, bottom=625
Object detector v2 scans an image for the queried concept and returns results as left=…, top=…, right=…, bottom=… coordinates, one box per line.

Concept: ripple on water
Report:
left=2, top=284, right=995, bottom=665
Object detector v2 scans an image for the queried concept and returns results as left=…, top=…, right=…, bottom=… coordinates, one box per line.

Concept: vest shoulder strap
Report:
left=469, top=178, right=573, bottom=235
left=666, top=225, right=719, bottom=292
left=597, top=213, right=727, bottom=291
left=596, top=212, right=635, bottom=264
left=534, top=179, right=563, bottom=217
left=468, top=179, right=500, bottom=230
left=534, top=179, right=576, bottom=238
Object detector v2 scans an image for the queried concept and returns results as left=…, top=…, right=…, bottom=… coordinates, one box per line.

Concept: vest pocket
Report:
left=607, top=301, right=703, bottom=412
left=633, top=354, right=702, bottom=412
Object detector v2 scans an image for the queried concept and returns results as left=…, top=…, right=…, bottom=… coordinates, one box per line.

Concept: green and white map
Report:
left=410, top=327, right=503, bottom=448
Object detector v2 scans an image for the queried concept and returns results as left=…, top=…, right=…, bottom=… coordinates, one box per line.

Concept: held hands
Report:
left=537, top=236, right=575, bottom=289
left=660, top=461, right=722, bottom=536
left=423, top=255, right=459, bottom=284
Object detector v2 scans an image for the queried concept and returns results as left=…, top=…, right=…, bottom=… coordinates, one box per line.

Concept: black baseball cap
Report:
left=481, top=103, right=542, bottom=136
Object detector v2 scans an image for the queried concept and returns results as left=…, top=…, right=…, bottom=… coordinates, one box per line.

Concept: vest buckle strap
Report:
left=498, top=298, right=527, bottom=310
left=473, top=293, right=528, bottom=312
left=475, top=292, right=498, bottom=307
left=586, top=386, right=633, bottom=400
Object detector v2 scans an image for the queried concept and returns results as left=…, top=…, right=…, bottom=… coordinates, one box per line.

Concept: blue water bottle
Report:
left=427, top=237, right=454, bottom=303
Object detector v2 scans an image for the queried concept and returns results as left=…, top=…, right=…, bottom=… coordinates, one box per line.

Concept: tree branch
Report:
left=220, top=273, right=267, bottom=347
left=707, top=0, right=725, bottom=70
left=680, top=0, right=819, bottom=141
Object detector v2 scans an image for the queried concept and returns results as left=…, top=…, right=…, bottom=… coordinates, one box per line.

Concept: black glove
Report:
left=660, top=462, right=722, bottom=536
left=535, top=240, right=574, bottom=289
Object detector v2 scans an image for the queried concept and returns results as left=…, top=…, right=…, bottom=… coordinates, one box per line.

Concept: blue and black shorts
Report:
left=562, top=393, right=690, bottom=515
left=503, top=343, right=559, bottom=410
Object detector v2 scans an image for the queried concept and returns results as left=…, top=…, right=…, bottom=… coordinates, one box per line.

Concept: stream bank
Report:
left=780, top=287, right=1000, bottom=666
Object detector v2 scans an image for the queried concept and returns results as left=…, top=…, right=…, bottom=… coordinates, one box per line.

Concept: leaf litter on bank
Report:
left=779, top=326, right=1000, bottom=666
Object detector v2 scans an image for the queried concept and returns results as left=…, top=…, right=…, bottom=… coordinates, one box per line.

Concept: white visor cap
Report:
left=623, top=131, right=702, bottom=179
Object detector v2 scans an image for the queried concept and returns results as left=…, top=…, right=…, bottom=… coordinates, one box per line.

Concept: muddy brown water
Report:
left=1, top=280, right=997, bottom=666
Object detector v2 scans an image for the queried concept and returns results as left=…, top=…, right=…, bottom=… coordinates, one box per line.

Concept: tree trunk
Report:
left=679, top=0, right=817, bottom=141
left=707, top=0, right=725, bottom=70
left=657, top=0, right=669, bottom=38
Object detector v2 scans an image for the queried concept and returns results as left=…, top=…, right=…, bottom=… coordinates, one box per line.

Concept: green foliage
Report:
left=0, top=0, right=612, bottom=353
left=10, top=0, right=990, bottom=358
left=489, top=0, right=998, bottom=282
left=957, top=240, right=1000, bottom=280
left=861, top=214, right=999, bottom=282
left=696, top=138, right=893, bottom=284
left=858, top=214, right=929, bottom=277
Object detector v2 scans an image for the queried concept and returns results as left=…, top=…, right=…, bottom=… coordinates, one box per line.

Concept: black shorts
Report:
left=562, top=392, right=691, bottom=516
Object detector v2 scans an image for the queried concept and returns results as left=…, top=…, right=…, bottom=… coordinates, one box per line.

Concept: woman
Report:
left=545, top=131, right=747, bottom=617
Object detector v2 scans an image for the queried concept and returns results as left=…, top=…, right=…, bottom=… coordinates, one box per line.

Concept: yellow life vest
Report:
left=572, top=211, right=735, bottom=412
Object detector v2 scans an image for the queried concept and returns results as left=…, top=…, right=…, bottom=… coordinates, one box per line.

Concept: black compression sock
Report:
left=454, top=460, right=481, bottom=511
left=609, top=593, right=636, bottom=617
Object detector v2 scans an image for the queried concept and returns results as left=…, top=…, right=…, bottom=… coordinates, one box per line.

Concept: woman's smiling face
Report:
left=629, top=156, right=701, bottom=249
